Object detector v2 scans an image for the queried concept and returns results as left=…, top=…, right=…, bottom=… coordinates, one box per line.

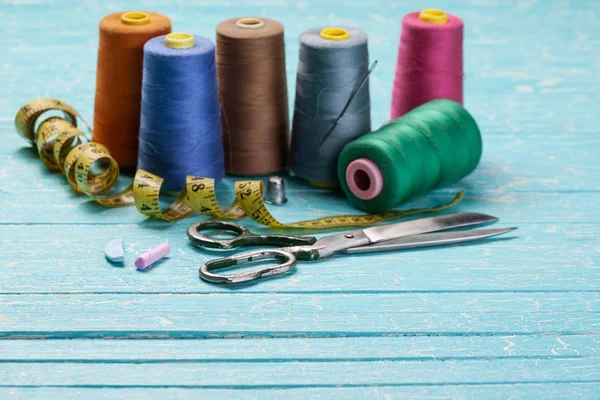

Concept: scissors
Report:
left=187, top=212, right=516, bottom=284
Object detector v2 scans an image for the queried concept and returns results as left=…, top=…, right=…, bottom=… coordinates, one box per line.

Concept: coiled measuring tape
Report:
left=15, top=98, right=134, bottom=205
left=15, top=98, right=464, bottom=228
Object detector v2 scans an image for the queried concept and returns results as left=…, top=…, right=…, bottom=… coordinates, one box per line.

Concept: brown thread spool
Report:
left=93, top=11, right=171, bottom=169
left=216, top=17, right=289, bottom=176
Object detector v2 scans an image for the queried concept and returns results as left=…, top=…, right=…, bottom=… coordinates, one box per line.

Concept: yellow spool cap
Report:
left=235, top=17, right=265, bottom=29
left=121, top=11, right=151, bottom=26
left=165, top=32, right=195, bottom=49
left=418, top=9, right=448, bottom=24
left=320, top=27, right=350, bottom=41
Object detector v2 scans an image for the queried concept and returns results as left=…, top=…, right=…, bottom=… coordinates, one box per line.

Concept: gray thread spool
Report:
left=290, top=27, right=371, bottom=187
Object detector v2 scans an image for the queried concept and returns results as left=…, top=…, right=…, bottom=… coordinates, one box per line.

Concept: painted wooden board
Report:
left=0, top=0, right=599, bottom=398
left=0, top=132, right=598, bottom=226
left=2, top=292, right=600, bottom=337
left=2, top=385, right=600, bottom=400
left=2, top=336, right=600, bottom=361
left=1, top=223, right=597, bottom=293
left=2, top=358, right=600, bottom=386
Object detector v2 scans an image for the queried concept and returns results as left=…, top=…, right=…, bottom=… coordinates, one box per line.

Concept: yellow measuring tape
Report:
left=15, top=98, right=134, bottom=205
left=15, top=98, right=464, bottom=228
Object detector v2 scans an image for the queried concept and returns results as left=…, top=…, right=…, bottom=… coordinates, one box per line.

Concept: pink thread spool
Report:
left=135, top=241, right=170, bottom=270
left=390, top=9, right=464, bottom=120
left=345, top=158, right=384, bottom=200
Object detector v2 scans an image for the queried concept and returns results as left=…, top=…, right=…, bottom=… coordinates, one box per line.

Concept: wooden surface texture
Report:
left=0, top=0, right=598, bottom=398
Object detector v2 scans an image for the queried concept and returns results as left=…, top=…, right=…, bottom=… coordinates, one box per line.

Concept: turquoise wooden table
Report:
left=1, top=0, right=599, bottom=398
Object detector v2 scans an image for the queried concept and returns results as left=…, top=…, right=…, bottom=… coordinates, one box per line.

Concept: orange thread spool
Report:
left=92, top=11, right=171, bottom=169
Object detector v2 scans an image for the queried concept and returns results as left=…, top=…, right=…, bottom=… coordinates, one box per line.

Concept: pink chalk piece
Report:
left=345, top=158, right=384, bottom=200
left=135, top=241, right=170, bottom=270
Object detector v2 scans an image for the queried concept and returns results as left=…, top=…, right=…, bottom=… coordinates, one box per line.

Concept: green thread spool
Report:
left=338, top=99, right=482, bottom=213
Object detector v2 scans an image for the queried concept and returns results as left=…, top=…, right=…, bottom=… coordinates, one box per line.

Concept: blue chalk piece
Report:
left=104, top=238, right=124, bottom=263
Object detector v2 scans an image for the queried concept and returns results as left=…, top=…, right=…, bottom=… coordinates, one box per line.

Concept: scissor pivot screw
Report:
left=345, top=234, right=354, bottom=238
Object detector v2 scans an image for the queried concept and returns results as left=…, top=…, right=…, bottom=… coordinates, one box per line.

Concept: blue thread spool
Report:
left=290, top=26, right=371, bottom=187
left=139, top=32, right=224, bottom=192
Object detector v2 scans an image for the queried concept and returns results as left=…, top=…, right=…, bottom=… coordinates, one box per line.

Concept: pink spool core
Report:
left=345, top=158, right=384, bottom=200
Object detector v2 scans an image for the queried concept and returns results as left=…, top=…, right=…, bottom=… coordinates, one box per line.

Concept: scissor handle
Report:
left=200, top=249, right=296, bottom=284
left=187, top=220, right=317, bottom=250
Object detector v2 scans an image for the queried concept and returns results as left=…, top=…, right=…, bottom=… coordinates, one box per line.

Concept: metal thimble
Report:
left=264, top=176, right=287, bottom=205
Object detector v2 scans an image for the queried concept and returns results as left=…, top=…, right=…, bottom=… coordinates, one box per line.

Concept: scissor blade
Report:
left=342, top=227, right=516, bottom=254
left=361, top=212, right=498, bottom=244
